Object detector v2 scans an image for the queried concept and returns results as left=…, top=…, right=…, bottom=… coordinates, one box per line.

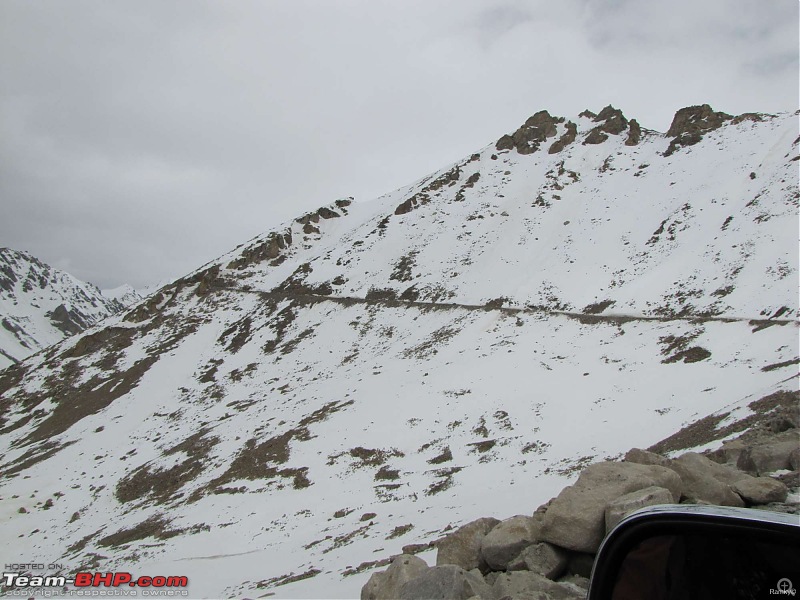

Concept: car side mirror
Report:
left=587, top=505, right=800, bottom=599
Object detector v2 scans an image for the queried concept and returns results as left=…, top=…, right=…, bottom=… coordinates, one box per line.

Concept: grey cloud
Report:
left=0, top=0, right=796, bottom=289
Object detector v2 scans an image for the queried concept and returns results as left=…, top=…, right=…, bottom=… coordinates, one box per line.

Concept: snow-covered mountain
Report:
left=0, top=248, right=129, bottom=369
left=0, top=105, right=797, bottom=599
left=102, top=284, right=143, bottom=309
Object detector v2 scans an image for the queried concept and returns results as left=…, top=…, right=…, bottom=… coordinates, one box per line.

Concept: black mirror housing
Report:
left=588, top=504, right=800, bottom=599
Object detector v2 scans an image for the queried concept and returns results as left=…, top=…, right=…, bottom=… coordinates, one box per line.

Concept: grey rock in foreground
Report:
left=480, top=514, right=541, bottom=571
left=670, top=453, right=746, bottom=507
left=732, top=477, right=789, bottom=505
left=493, top=571, right=585, bottom=600
left=397, top=565, right=493, bottom=600
left=605, top=486, right=674, bottom=532
left=436, top=517, right=500, bottom=572
left=539, top=461, right=681, bottom=553
left=361, top=554, right=429, bottom=600
left=737, top=431, right=800, bottom=475
left=507, top=541, right=568, bottom=580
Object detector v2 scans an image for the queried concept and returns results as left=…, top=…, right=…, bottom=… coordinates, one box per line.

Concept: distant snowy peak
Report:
left=102, top=284, right=143, bottom=308
left=0, top=248, right=124, bottom=368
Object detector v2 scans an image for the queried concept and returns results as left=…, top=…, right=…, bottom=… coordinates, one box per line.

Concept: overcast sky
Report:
left=1, top=0, right=797, bottom=290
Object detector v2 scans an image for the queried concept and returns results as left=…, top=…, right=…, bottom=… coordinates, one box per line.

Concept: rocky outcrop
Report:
left=49, top=303, right=92, bottom=336
left=548, top=121, right=578, bottom=154
left=664, top=104, right=732, bottom=156
left=583, top=105, right=629, bottom=146
left=496, top=110, right=564, bottom=155
left=362, top=420, right=798, bottom=599
left=227, top=231, right=293, bottom=270
left=625, top=119, right=641, bottom=146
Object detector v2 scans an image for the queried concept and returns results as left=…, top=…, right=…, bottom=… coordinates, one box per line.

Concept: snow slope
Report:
left=102, top=285, right=143, bottom=309
left=0, top=105, right=797, bottom=599
left=0, top=249, right=127, bottom=369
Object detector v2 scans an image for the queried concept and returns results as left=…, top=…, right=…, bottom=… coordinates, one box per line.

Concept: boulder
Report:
left=539, top=461, right=682, bottom=553
left=361, top=555, right=429, bottom=600
left=732, top=477, right=789, bottom=505
left=670, top=453, right=745, bottom=506
left=480, top=515, right=540, bottom=571
left=436, top=517, right=500, bottom=571
left=719, top=439, right=747, bottom=466
left=737, top=432, right=800, bottom=475
left=397, top=565, right=493, bottom=600
left=492, top=571, right=585, bottom=600
left=508, top=542, right=568, bottom=580
left=605, top=486, right=675, bottom=532
left=790, top=448, right=800, bottom=471
left=624, top=448, right=671, bottom=467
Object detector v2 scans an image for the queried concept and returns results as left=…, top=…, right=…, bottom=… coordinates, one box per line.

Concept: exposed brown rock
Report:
left=496, top=110, right=563, bottom=154
left=625, top=119, right=641, bottom=146
left=583, top=105, right=629, bottom=145
left=664, top=104, right=732, bottom=156
left=548, top=121, right=578, bottom=154
left=583, top=128, right=609, bottom=145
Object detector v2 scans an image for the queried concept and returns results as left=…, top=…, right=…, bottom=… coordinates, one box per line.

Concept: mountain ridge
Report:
left=0, top=248, right=139, bottom=369
left=0, top=104, right=797, bottom=599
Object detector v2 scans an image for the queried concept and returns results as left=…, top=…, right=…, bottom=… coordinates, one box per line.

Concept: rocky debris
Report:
left=395, top=565, right=493, bottom=600
left=363, top=415, right=799, bottom=599
left=583, top=105, right=629, bottom=145
left=625, top=119, right=641, bottom=146
left=435, top=517, right=500, bottom=572
left=492, top=571, right=585, bottom=600
left=507, top=541, right=568, bottom=579
left=539, top=461, right=681, bottom=553
left=361, top=554, right=429, bottom=600
left=605, top=486, right=674, bottom=531
left=496, top=110, right=564, bottom=155
left=480, top=514, right=541, bottom=570
left=548, top=121, right=578, bottom=154
left=664, top=104, right=732, bottom=156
